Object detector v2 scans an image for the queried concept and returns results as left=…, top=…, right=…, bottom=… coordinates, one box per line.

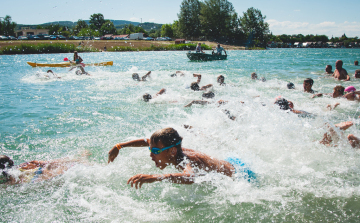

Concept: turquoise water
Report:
left=1, top=49, right=360, bottom=222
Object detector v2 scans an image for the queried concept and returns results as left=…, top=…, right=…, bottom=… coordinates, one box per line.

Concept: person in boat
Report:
left=0, top=154, right=88, bottom=185
left=325, top=65, right=333, bottom=74
left=354, top=70, right=360, bottom=78
left=212, top=44, right=227, bottom=55
left=107, top=127, right=256, bottom=189
left=133, top=71, right=151, bottom=81
left=143, top=88, right=166, bottom=102
left=195, top=43, right=204, bottom=53
left=69, top=51, right=89, bottom=75
left=303, top=78, right=316, bottom=93
left=217, top=75, right=226, bottom=86
left=332, top=60, right=350, bottom=81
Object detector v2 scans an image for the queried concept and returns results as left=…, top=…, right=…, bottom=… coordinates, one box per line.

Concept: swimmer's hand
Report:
left=127, top=174, right=157, bottom=189
left=108, top=146, right=119, bottom=163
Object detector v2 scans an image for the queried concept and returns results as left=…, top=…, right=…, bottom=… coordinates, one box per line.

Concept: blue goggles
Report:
left=149, top=140, right=182, bottom=155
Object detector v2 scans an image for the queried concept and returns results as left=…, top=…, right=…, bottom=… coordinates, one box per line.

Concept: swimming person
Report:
left=303, top=78, right=316, bottom=93
left=251, top=72, right=266, bottom=82
left=333, top=60, right=350, bottom=81
left=319, top=121, right=360, bottom=148
left=108, top=127, right=256, bottom=189
left=143, top=88, right=166, bottom=102
left=274, top=97, right=312, bottom=117
left=287, top=82, right=295, bottom=89
left=170, top=71, right=185, bottom=77
left=311, top=85, right=345, bottom=98
left=325, top=65, right=333, bottom=74
left=354, top=70, right=360, bottom=78
left=190, top=74, right=214, bottom=96
left=217, top=75, right=226, bottom=86
left=132, top=71, right=151, bottom=81
left=195, top=43, right=204, bottom=53
left=0, top=154, right=87, bottom=185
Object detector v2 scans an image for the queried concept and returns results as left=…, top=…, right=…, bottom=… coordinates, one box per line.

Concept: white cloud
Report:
left=129, top=17, right=140, bottom=22
left=267, top=19, right=360, bottom=37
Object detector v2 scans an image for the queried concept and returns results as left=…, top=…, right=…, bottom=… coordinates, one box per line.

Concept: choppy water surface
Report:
left=1, top=49, right=360, bottom=222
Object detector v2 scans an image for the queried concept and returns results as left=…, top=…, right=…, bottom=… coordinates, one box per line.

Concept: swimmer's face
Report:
left=325, top=66, right=332, bottom=73
left=217, top=76, right=224, bottom=83
left=303, top=81, right=312, bottom=91
left=149, top=140, right=175, bottom=170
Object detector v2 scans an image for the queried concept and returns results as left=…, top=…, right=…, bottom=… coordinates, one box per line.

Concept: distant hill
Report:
left=16, top=20, right=162, bottom=31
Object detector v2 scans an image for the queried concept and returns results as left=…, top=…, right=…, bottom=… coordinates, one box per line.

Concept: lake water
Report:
left=1, top=49, right=360, bottom=222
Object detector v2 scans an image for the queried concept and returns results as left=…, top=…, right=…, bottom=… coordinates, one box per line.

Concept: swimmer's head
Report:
left=202, top=92, right=215, bottom=99
left=333, top=85, right=345, bottom=95
left=217, top=75, right=225, bottom=84
left=251, top=72, right=258, bottom=80
left=132, top=73, right=140, bottom=81
left=275, top=98, right=290, bottom=110
left=336, top=60, right=343, bottom=69
left=143, top=93, right=152, bottom=102
left=355, top=70, right=360, bottom=78
left=344, top=86, right=356, bottom=93
left=303, top=78, right=314, bottom=86
left=0, top=155, right=14, bottom=170
left=76, top=70, right=82, bottom=75
left=355, top=61, right=358, bottom=66
left=47, top=70, right=53, bottom=73
left=260, top=77, right=266, bottom=82
left=190, top=82, right=200, bottom=91
left=325, top=65, right=332, bottom=73
left=287, top=82, right=295, bottom=89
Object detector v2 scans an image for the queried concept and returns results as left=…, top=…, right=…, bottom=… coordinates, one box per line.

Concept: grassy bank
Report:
left=107, top=43, right=212, bottom=52
left=0, top=43, right=97, bottom=55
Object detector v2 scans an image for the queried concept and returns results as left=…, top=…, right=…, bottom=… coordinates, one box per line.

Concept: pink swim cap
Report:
left=345, top=86, right=356, bottom=92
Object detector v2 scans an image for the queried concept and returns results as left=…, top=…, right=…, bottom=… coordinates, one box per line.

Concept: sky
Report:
left=1, top=0, right=359, bottom=37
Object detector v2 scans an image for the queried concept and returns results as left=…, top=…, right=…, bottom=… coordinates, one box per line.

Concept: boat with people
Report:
left=186, top=52, right=227, bottom=61
left=27, top=61, right=113, bottom=67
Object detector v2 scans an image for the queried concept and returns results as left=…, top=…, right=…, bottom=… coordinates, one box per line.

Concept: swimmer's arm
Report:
left=108, top=139, right=149, bottom=163
left=193, top=74, right=202, bottom=83
left=345, top=75, right=350, bottom=81
left=200, top=84, right=213, bottom=90
left=184, top=100, right=209, bottom=107
left=156, top=88, right=166, bottom=96
left=311, top=93, right=323, bottom=98
left=142, top=71, right=151, bottom=81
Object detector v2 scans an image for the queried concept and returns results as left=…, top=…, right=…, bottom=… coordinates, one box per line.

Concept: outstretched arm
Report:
left=108, top=138, right=149, bottom=163
left=184, top=100, right=209, bottom=107
left=155, top=88, right=166, bottom=96
left=200, top=84, right=213, bottom=90
left=193, top=73, right=202, bottom=83
left=127, top=164, right=195, bottom=189
left=142, top=71, right=151, bottom=81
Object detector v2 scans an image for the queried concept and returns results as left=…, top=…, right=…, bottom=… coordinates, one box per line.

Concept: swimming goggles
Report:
left=149, top=140, right=181, bottom=155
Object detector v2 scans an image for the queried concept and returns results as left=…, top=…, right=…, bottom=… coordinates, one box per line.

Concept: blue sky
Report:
left=1, top=0, right=359, bottom=37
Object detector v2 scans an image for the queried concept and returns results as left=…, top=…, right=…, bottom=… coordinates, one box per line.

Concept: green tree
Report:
left=178, top=0, right=202, bottom=38
left=172, top=20, right=182, bottom=38
left=199, top=0, right=240, bottom=40
left=239, top=7, right=270, bottom=47
left=73, top=19, right=88, bottom=35
left=1, top=15, right=17, bottom=36
left=89, top=13, right=105, bottom=31
left=78, top=28, right=100, bottom=37
left=161, top=24, right=174, bottom=38
left=100, top=20, right=116, bottom=35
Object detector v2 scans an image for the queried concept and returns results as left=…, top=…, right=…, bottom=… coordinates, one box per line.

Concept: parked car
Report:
left=7, top=36, right=17, bottom=40
left=55, top=35, right=66, bottom=40
left=0, top=35, right=9, bottom=40
left=143, top=37, right=154, bottom=40
left=69, top=36, right=80, bottom=40
left=17, top=36, right=28, bottom=40
left=27, top=35, right=40, bottom=40
left=49, top=35, right=57, bottom=40
left=93, top=37, right=101, bottom=40
left=37, top=34, right=50, bottom=40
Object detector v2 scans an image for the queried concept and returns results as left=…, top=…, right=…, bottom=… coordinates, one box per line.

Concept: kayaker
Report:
left=195, top=43, right=204, bottom=53
left=69, top=51, right=89, bottom=75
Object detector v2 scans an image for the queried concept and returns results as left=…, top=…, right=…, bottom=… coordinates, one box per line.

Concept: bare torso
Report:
left=333, top=68, right=348, bottom=80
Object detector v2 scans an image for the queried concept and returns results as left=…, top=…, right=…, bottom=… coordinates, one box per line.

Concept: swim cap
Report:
left=287, top=82, right=295, bottom=89
left=202, top=92, right=215, bottom=98
left=143, top=93, right=152, bottom=102
left=275, top=98, right=290, bottom=110
left=345, top=86, right=356, bottom=92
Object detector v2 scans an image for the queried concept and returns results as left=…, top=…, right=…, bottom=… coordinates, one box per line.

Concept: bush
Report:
left=0, top=43, right=98, bottom=55
left=107, top=43, right=212, bottom=52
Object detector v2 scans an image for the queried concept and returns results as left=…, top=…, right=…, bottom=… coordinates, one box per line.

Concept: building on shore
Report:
left=16, top=28, right=49, bottom=37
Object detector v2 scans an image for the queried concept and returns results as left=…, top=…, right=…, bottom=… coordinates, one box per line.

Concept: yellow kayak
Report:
left=27, top=61, right=113, bottom=67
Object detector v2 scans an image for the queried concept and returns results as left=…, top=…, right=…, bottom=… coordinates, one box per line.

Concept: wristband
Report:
left=116, top=143, right=122, bottom=150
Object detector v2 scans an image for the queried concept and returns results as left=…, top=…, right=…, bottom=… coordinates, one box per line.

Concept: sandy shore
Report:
left=0, top=40, right=245, bottom=52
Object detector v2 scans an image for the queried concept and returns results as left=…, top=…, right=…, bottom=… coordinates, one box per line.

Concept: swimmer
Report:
left=217, top=75, right=226, bottom=86
left=311, top=85, right=344, bottom=98
left=325, top=65, right=333, bottom=74
left=303, top=78, right=316, bottom=93
left=332, top=60, right=350, bottom=81
left=170, top=71, right=185, bottom=77
left=319, top=121, right=359, bottom=147
left=184, top=99, right=230, bottom=107
left=108, top=127, right=256, bottom=189
left=143, top=88, right=166, bottom=102
left=342, top=86, right=360, bottom=101
left=287, top=82, right=295, bottom=89
left=354, top=70, right=360, bottom=78
left=190, top=74, right=213, bottom=91
left=355, top=61, right=359, bottom=66
left=75, top=69, right=90, bottom=76
left=0, top=154, right=88, bottom=185
left=274, top=97, right=311, bottom=116
left=132, top=71, right=151, bottom=81
left=251, top=72, right=266, bottom=82
left=46, top=70, right=61, bottom=79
